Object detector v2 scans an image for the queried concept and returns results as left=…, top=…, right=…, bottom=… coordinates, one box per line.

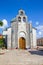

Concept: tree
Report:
left=0, top=38, right=3, bottom=48
left=0, top=21, right=4, bottom=48
left=0, top=21, right=3, bottom=26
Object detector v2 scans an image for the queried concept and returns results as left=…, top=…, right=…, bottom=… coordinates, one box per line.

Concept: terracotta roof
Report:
left=0, top=34, right=2, bottom=36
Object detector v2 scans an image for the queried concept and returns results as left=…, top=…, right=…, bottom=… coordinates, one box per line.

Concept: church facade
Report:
left=3, top=10, right=37, bottom=49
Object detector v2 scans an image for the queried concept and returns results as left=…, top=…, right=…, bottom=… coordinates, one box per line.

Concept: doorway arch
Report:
left=19, top=37, right=26, bottom=49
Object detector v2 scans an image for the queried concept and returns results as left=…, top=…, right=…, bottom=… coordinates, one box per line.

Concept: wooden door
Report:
left=19, top=37, right=26, bottom=49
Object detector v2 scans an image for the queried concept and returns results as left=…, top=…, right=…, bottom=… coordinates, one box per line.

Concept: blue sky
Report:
left=0, top=0, right=43, bottom=38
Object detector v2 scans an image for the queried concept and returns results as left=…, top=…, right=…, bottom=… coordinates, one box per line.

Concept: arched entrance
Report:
left=19, top=37, right=26, bottom=49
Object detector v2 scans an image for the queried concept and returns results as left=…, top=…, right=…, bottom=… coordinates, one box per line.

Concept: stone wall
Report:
left=18, top=22, right=26, bottom=48
left=11, top=22, right=18, bottom=48
left=37, top=38, right=43, bottom=46
left=26, top=22, right=30, bottom=48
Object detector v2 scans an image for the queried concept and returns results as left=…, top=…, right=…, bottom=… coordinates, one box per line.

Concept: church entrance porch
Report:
left=19, top=37, right=26, bottom=49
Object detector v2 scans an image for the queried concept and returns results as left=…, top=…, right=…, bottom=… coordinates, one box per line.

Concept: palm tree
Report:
left=0, top=21, right=3, bottom=26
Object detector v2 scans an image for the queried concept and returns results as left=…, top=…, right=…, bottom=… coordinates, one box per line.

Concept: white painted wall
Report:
left=3, top=31, right=7, bottom=35
left=7, top=28, right=11, bottom=49
left=18, top=22, right=26, bottom=48
left=19, top=32, right=26, bottom=38
left=32, top=28, right=37, bottom=48
left=18, top=22, right=30, bottom=49
left=26, top=23, right=30, bottom=48
left=18, top=22, right=26, bottom=33
left=11, top=22, right=18, bottom=48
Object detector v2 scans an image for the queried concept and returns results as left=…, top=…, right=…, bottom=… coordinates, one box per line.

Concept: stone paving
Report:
left=0, top=49, right=43, bottom=65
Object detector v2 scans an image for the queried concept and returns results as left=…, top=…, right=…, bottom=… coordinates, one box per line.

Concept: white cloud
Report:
left=36, top=21, right=39, bottom=25
left=38, top=31, right=42, bottom=35
left=36, top=25, right=43, bottom=30
left=2, top=19, right=8, bottom=26
left=0, top=19, right=8, bottom=29
left=36, top=24, right=43, bottom=38
left=37, top=31, right=43, bottom=38
left=29, top=20, right=32, bottom=23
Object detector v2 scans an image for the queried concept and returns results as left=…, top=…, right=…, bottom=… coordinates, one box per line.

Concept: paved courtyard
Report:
left=0, top=49, right=43, bottom=65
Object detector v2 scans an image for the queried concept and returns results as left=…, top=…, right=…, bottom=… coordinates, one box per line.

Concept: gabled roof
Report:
left=11, top=18, right=17, bottom=23
left=32, top=27, right=37, bottom=30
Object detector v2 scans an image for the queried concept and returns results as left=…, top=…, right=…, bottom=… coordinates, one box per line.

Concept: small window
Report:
left=18, top=16, right=21, bottom=22
left=23, top=17, right=26, bottom=22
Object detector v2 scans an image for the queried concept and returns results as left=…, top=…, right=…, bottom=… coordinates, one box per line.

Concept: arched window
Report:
left=20, top=11, right=24, bottom=15
left=18, top=16, right=21, bottom=22
left=23, top=17, right=26, bottom=22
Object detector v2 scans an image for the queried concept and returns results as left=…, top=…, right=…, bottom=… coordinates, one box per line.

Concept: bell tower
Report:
left=17, top=9, right=28, bottom=22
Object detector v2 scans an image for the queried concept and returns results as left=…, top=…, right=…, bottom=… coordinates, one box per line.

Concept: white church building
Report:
left=3, top=9, right=37, bottom=49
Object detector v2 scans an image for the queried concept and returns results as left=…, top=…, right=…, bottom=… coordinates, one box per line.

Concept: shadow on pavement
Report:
left=29, top=50, right=43, bottom=56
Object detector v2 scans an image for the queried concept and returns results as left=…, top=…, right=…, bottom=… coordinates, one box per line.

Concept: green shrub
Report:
left=0, top=38, right=4, bottom=48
